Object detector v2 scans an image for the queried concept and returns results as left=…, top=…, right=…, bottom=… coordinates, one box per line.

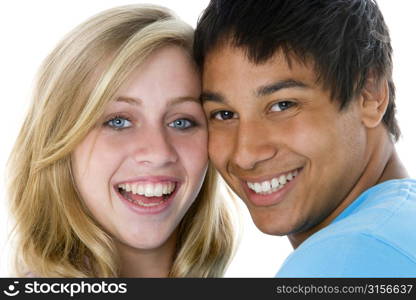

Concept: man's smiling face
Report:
left=202, top=43, right=369, bottom=236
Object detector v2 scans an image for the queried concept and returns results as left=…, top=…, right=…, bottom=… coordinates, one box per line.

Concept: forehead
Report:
left=117, top=45, right=200, bottom=98
left=202, top=42, right=320, bottom=91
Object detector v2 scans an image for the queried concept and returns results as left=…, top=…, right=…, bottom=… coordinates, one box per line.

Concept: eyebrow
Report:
left=116, top=96, right=141, bottom=105
left=169, top=96, right=200, bottom=106
left=200, top=79, right=309, bottom=104
left=256, top=79, right=308, bottom=97
left=116, top=96, right=199, bottom=106
left=200, top=92, right=224, bottom=103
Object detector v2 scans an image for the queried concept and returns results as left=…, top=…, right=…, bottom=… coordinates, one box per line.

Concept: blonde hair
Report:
left=7, top=4, right=236, bottom=277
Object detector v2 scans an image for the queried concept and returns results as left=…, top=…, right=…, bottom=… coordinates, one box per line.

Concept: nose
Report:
left=231, top=119, right=277, bottom=171
left=132, top=126, right=178, bottom=167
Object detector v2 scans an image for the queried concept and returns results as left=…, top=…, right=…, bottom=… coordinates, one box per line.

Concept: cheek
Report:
left=287, top=110, right=367, bottom=185
left=72, top=133, right=125, bottom=204
left=78, top=140, right=123, bottom=178
left=277, top=116, right=327, bottom=161
left=175, top=131, right=209, bottom=177
left=208, top=126, right=232, bottom=170
left=283, top=111, right=348, bottom=161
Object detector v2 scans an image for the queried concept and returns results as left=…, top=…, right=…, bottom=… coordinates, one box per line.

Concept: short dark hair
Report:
left=194, top=0, right=400, bottom=141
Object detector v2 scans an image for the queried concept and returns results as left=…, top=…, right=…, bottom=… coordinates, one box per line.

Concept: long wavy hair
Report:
left=7, top=4, right=236, bottom=277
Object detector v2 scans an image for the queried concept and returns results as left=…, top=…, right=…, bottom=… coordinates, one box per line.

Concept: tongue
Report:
left=125, top=191, right=166, bottom=203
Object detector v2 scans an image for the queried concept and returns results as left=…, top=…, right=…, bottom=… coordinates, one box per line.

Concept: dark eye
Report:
left=212, top=110, right=236, bottom=120
left=270, top=101, right=296, bottom=112
left=105, top=117, right=132, bottom=130
left=168, top=118, right=195, bottom=130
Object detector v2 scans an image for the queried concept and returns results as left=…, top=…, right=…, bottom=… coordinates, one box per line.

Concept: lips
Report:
left=242, top=168, right=302, bottom=207
left=246, top=169, right=299, bottom=195
left=118, top=181, right=176, bottom=198
left=115, top=177, right=180, bottom=214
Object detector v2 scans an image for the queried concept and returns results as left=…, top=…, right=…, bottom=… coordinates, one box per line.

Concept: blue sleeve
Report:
left=276, top=233, right=416, bottom=277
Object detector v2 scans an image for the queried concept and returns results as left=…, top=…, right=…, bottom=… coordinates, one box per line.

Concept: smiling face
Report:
left=72, top=45, right=208, bottom=252
left=202, top=43, right=369, bottom=237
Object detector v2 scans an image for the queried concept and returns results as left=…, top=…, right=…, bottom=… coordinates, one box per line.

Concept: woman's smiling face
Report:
left=72, top=45, right=208, bottom=251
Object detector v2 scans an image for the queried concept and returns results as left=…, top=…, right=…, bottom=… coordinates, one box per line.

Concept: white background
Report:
left=0, top=1, right=414, bottom=277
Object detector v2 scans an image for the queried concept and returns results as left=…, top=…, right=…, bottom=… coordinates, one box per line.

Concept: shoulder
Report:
left=277, top=231, right=416, bottom=277
left=276, top=179, right=416, bottom=277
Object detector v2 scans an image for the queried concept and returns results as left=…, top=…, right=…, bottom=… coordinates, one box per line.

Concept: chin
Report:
left=252, top=216, right=291, bottom=237
left=125, top=239, right=168, bottom=251
left=256, top=225, right=289, bottom=237
left=116, top=231, right=172, bottom=251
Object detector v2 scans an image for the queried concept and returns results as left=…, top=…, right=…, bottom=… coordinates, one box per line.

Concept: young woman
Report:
left=7, top=4, right=235, bottom=277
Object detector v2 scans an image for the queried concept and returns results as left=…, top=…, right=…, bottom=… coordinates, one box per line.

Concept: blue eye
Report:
left=212, top=110, right=235, bottom=120
left=168, top=118, right=195, bottom=130
left=270, top=101, right=296, bottom=112
left=105, top=116, right=132, bottom=130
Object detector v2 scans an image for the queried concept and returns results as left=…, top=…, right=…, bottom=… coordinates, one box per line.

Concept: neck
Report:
left=288, top=129, right=408, bottom=248
left=116, top=230, right=177, bottom=277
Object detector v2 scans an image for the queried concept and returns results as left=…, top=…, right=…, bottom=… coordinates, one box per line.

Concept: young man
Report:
left=194, top=0, right=416, bottom=276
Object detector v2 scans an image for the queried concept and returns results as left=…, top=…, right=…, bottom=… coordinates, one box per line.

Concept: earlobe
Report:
left=360, top=75, right=389, bottom=129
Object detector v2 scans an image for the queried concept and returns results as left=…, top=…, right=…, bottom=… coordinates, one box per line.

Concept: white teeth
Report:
left=271, top=178, right=279, bottom=189
left=125, top=197, right=165, bottom=207
left=125, top=184, right=132, bottom=192
left=154, top=183, right=163, bottom=197
left=254, top=182, right=262, bottom=193
left=138, top=184, right=145, bottom=195
left=118, top=181, right=176, bottom=198
left=247, top=169, right=299, bottom=195
left=144, top=184, right=153, bottom=197
left=261, top=181, right=271, bottom=192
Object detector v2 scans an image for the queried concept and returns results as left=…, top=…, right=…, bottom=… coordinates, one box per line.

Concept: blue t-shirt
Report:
left=276, top=179, right=416, bottom=277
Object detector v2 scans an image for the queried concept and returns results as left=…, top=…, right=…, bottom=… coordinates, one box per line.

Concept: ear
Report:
left=359, top=73, right=389, bottom=128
